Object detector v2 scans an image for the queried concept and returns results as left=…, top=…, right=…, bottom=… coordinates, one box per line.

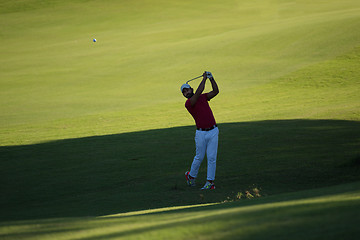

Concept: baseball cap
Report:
left=180, top=83, right=191, bottom=93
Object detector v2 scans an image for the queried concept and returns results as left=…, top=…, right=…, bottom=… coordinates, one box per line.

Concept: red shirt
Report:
left=185, top=93, right=216, bottom=129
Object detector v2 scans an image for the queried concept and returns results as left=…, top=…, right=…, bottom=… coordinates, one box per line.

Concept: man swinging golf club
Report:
left=181, top=71, right=219, bottom=190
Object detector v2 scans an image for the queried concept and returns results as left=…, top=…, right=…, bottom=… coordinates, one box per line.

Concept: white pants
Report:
left=190, top=127, right=219, bottom=181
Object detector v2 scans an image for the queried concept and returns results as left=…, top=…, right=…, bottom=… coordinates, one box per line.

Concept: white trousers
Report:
left=190, top=127, right=219, bottom=181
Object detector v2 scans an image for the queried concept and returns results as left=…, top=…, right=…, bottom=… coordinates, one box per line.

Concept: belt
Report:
left=197, top=124, right=217, bottom=131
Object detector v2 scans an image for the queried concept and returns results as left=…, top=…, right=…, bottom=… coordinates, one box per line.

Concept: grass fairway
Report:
left=1, top=0, right=360, bottom=239
left=1, top=0, right=360, bottom=145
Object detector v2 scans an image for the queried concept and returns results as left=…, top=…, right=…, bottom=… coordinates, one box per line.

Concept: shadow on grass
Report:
left=0, top=119, right=359, bottom=221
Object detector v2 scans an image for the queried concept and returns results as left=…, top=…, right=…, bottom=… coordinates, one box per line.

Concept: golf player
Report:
left=181, top=71, right=219, bottom=190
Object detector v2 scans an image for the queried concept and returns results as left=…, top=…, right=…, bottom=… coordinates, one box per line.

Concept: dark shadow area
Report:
left=0, top=119, right=359, bottom=221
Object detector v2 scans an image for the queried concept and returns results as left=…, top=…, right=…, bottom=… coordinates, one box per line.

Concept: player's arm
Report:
left=189, top=72, right=207, bottom=106
left=206, top=76, right=219, bottom=100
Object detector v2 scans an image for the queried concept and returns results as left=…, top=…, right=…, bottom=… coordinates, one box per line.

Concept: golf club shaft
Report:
left=186, top=75, right=202, bottom=84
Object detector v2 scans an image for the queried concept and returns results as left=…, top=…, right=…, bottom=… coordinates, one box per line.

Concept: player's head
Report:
left=180, top=84, right=193, bottom=99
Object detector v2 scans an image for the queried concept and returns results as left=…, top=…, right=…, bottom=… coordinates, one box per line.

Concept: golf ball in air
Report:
left=93, top=38, right=97, bottom=42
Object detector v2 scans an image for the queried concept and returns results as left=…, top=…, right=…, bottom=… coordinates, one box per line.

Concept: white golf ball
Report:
left=93, top=38, right=97, bottom=42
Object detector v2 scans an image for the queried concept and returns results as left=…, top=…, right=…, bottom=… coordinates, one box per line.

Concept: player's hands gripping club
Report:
left=202, top=71, right=208, bottom=80
left=206, top=71, right=213, bottom=79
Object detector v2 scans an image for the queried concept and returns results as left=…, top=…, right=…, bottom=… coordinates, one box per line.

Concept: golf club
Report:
left=186, top=75, right=202, bottom=84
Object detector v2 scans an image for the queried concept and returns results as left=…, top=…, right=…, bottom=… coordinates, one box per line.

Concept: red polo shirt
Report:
left=185, top=93, right=216, bottom=129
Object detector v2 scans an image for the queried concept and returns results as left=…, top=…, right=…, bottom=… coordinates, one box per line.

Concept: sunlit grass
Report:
left=1, top=0, right=360, bottom=145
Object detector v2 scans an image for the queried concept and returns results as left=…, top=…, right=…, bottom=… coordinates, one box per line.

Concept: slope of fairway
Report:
left=1, top=0, right=360, bottom=145
left=1, top=0, right=360, bottom=239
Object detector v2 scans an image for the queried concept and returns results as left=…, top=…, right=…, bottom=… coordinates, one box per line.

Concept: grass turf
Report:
left=0, top=0, right=360, bottom=239
left=1, top=182, right=360, bottom=239
left=1, top=119, right=359, bottom=222
left=1, top=0, right=360, bottom=145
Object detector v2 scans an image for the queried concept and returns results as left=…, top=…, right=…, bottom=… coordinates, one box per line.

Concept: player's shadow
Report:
left=1, top=119, right=359, bottom=221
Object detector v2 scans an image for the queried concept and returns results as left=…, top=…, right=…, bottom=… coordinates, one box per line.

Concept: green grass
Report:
left=1, top=182, right=360, bottom=239
left=1, top=0, right=360, bottom=145
left=1, top=0, right=360, bottom=239
left=1, top=119, right=359, bottom=221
